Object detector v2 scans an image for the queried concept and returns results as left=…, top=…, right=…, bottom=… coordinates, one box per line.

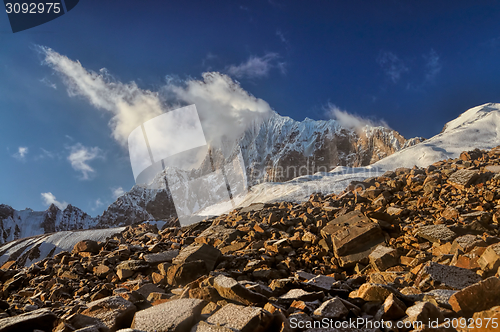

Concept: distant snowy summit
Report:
left=373, top=102, right=500, bottom=170
left=0, top=203, right=97, bottom=244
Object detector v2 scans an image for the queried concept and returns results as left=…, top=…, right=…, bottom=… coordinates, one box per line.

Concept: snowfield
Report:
left=0, top=227, right=126, bottom=267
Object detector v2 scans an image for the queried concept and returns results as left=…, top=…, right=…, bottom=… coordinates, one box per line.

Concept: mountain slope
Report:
left=98, top=111, right=419, bottom=227
left=373, top=102, right=500, bottom=170
left=221, top=102, right=500, bottom=210
left=0, top=204, right=97, bottom=244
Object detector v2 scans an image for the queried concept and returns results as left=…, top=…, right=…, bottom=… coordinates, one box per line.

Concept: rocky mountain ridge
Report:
left=0, top=204, right=97, bottom=245
left=98, top=111, right=422, bottom=228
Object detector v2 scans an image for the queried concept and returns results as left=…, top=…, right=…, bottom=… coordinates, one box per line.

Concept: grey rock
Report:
left=81, top=296, right=136, bottom=332
left=447, top=169, right=479, bottom=189
left=312, top=297, right=349, bottom=318
left=420, top=262, right=482, bottom=290
left=131, top=298, right=206, bottom=332
left=423, top=289, right=457, bottom=309
left=451, top=234, right=486, bottom=254
left=0, top=308, right=56, bottom=332
left=416, top=224, right=457, bottom=244
left=143, top=250, right=178, bottom=264
left=305, top=275, right=336, bottom=291
left=279, top=289, right=324, bottom=302
left=206, top=303, right=272, bottom=332
left=116, top=260, right=149, bottom=272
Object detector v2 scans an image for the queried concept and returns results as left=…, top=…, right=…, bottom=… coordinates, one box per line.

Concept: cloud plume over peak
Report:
left=326, top=104, right=389, bottom=131
left=41, top=47, right=273, bottom=155
left=41, top=192, right=68, bottom=210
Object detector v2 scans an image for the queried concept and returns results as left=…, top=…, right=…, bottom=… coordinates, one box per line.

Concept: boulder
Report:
left=478, top=243, right=500, bottom=272
left=449, top=277, right=500, bottom=316
left=320, top=211, right=385, bottom=267
left=350, top=283, right=394, bottom=302
left=143, top=250, right=178, bottom=264
left=205, top=303, right=272, bottom=332
left=172, top=243, right=221, bottom=271
left=80, top=296, right=136, bottom=331
left=404, top=301, right=444, bottom=325
left=73, top=240, right=100, bottom=254
left=417, top=261, right=482, bottom=290
left=369, top=245, right=399, bottom=271
left=312, top=297, right=349, bottom=319
left=416, top=224, right=456, bottom=244
left=131, top=298, right=206, bottom=332
left=167, top=260, right=208, bottom=286
left=447, top=169, right=479, bottom=189
left=213, top=275, right=268, bottom=305
left=0, top=308, right=56, bottom=332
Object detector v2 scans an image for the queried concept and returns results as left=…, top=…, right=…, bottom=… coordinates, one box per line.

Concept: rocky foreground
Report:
left=2, top=148, right=500, bottom=331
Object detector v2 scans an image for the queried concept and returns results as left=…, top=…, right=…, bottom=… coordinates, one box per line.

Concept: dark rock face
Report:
left=0, top=205, right=14, bottom=221
left=235, top=113, right=421, bottom=184
left=97, top=186, right=178, bottom=228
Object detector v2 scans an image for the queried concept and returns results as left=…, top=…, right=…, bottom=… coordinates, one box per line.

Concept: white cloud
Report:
left=13, top=146, right=28, bottom=161
left=111, top=186, right=125, bottom=199
left=41, top=192, right=68, bottom=209
left=40, top=46, right=165, bottom=147
left=377, top=51, right=409, bottom=83
left=67, top=143, right=103, bottom=180
left=90, top=198, right=104, bottom=211
left=226, top=53, right=283, bottom=79
left=326, top=104, right=389, bottom=131
left=162, top=72, right=272, bottom=150
left=276, top=30, right=287, bottom=44
left=41, top=47, right=272, bottom=155
left=40, top=77, right=57, bottom=89
left=423, top=49, right=441, bottom=82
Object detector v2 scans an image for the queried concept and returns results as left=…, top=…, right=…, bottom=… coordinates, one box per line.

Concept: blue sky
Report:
left=2, top=1, right=500, bottom=215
